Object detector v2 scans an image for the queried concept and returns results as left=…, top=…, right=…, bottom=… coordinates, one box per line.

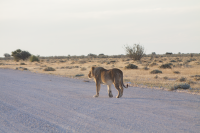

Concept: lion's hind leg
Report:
left=119, top=85, right=124, bottom=98
left=114, top=83, right=122, bottom=98
left=107, top=85, right=113, bottom=98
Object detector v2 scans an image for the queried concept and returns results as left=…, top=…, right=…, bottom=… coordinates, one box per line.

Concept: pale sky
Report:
left=0, top=0, right=200, bottom=57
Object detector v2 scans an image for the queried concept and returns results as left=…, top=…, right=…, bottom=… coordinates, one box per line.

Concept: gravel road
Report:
left=0, top=69, right=200, bottom=133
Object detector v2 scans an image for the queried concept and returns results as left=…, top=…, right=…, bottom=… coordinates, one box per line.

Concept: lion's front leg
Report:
left=93, top=82, right=101, bottom=97
left=107, top=85, right=113, bottom=98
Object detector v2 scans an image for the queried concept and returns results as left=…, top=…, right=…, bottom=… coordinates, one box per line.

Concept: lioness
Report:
left=88, top=67, right=128, bottom=98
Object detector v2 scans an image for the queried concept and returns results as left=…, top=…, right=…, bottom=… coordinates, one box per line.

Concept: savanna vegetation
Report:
left=1, top=48, right=200, bottom=95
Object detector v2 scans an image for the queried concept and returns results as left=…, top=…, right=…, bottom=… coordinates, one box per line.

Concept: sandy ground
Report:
left=0, top=68, right=200, bottom=133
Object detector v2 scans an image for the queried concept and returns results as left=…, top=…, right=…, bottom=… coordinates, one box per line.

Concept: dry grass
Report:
left=1, top=55, right=200, bottom=95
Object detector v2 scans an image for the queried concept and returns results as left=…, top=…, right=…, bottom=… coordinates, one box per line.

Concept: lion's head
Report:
left=88, top=67, right=95, bottom=79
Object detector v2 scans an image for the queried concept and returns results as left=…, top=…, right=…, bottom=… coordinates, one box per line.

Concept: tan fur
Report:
left=88, top=67, right=128, bottom=98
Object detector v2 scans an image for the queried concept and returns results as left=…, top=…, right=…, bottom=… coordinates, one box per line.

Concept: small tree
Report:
left=11, top=49, right=31, bottom=61
left=4, top=53, right=11, bottom=58
left=87, top=53, right=97, bottom=58
left=125, top=44, right=145, bottom=60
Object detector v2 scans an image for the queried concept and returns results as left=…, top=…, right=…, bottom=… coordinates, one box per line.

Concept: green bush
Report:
left=30, top=55, right=39, bottom=62
left=11, top=49, right=31, bottom=61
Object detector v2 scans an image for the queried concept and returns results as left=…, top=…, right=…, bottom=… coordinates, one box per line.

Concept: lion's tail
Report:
left=123, top=83, right=128, bottom=88
left=121, top=74, right=128, bottom=88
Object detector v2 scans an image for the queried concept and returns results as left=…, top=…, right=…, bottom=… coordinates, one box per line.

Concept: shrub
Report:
left=149, top=62, right=157, bottom=67
left=173, top=71, right=180, bottom=74
left=20, top=63, right=26, bottom=65
left=163, top=76, right=168, bottom=80
left=150, top=70, right=162, bottom=74
left=110, top=61, right=116, bottom=63
left=81, top=67, right=87, bottom=71
left=29, top=55, right=39, bottom=62
left=171, top=83, right=190, bottom=90
left=124, top=44, right=145, bottom=60
left=44, top=67, right=55, bottom=71
left=87, top=53, right=97, bottom=58
left=75, top=74, right=84, bottom=77
left=143, top=66, right=149, bottom=70
left=177, top=77, right=186, bottom=82
left=124, top=64, right=138, bottom=69
left=159, top=63, right=172, bottom=69
left=191, top=75, right=200, bottom=81
left=194, top=77, right=200, bottom=81
left=154, top=75, right=158, bottom=79
left=11, top=49, right=31, bottom=61
left=170, top=60, right=176, bottom=62
left=16, top=67, right=28, bottom=70
left=79, top=61, right=86, bottom=64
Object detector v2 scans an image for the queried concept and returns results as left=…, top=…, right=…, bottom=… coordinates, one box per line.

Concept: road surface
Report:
left=0, top=69, right=200, bottom=133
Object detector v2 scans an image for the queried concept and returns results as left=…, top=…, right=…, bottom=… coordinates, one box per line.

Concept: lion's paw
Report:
left=93, top=95, right=99, bottom=98
left=109, top=93, right=113, bottom=98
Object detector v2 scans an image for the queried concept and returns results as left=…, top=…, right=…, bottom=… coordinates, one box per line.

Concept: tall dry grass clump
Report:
left=125, top=44, right=145, bottom=61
